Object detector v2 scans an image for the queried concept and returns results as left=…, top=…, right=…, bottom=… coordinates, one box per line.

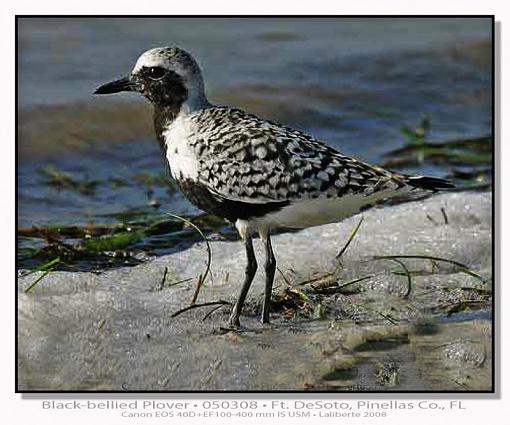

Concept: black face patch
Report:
left=133, top=67, right=188, bottom=108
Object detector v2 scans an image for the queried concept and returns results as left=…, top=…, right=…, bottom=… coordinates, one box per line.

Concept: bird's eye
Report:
left=147, top=67, right=166, bottom=80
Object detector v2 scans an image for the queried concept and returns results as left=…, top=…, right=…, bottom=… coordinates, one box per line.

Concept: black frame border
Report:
left=15, top=14, right=496, bottom=395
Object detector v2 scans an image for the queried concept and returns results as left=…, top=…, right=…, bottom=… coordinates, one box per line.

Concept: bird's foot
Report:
left=228, top=312, right=241, bottom=328
left=260, top=314, right=271, bottom=325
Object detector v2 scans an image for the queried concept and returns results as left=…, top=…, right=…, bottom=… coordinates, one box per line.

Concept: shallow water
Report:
left=17, top=17, right=492, bottom=265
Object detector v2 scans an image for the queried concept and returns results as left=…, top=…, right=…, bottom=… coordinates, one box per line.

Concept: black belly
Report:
left=177, top=178, right=289, bottom=223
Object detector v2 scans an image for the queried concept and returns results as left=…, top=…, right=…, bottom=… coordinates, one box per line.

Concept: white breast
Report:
left=163, top=115, right=200, bottom=181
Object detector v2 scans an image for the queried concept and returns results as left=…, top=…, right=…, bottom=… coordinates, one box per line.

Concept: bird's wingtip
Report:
left=406, top=175, right=455, bottom=191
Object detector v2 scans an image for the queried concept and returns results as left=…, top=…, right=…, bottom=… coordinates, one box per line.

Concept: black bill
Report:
left=94, top=77, right=135, bottom=94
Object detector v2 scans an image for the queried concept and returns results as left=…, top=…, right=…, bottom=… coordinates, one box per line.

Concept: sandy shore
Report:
left=18, top=191, right=492, bottom=391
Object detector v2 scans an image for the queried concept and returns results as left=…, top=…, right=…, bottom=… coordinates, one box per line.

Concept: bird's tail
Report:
left=401, top=174, right=455, bottom=192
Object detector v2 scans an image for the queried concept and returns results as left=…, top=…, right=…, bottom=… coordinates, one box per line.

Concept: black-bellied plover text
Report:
left=95, top=46, right=454, bottom=327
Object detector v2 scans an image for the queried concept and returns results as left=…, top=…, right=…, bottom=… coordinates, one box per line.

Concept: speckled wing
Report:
left=191, top=107, right=405, bottom=205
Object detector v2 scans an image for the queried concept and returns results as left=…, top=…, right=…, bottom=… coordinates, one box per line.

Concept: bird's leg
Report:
left=261, top=233, right=276, bottom=324
left=228, top=235, right=257, bottom=327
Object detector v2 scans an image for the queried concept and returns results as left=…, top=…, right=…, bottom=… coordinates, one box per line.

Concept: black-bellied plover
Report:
left=95, top=46, right=453, bottom=327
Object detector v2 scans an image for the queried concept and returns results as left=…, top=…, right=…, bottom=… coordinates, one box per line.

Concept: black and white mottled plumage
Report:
left=95, top=46, right=453, bottom=327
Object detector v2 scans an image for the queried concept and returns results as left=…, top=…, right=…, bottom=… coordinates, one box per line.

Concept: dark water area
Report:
left=17, top=17, right=493, bottom=269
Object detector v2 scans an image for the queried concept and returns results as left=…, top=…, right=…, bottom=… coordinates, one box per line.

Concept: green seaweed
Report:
left=336, top=216, right=364, bottom=260
left=39, top=165, right=101, bottom=195
left=381, top=118, right=492, bottom=189
left=23, top=257, right=60, bottom=293
left=133, top=172, right=177, bottom=190
left=80, top=231, right=144, bottom=254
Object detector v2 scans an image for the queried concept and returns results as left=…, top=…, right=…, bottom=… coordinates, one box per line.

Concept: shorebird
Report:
left=95, top=46, right=453, bottom=327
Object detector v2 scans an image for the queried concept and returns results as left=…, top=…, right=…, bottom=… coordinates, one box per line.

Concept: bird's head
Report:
left=94, top=46, right=207, bottom=111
